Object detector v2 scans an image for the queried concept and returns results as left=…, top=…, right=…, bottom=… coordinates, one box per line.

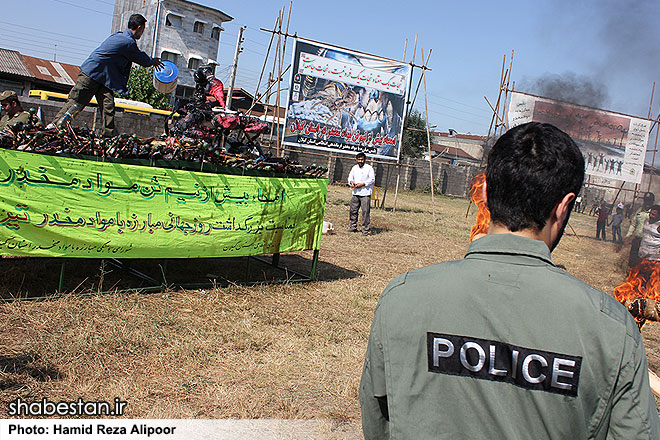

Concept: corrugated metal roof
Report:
left=432, top=143, right=479, bottom=160
left=433, top=131, right=487, bottom=141
left=0, top=48, right=32, bottom=77
left=22, top=54, right=79, bottom=86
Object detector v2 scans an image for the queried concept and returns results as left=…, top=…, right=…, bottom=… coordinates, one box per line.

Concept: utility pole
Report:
left=226, top=26, right=245, bottom=110
left=151, top=0, right=163, bottom=58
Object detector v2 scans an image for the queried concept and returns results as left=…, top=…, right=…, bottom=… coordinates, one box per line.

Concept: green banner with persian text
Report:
left=0, top=149, right=328, bottom=258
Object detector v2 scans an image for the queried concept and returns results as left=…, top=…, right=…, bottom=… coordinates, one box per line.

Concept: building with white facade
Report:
left=112, top=0, right=232, bottom=100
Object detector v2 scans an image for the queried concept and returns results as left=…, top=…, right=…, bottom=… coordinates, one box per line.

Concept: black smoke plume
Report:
left=518, top=72, right=609, bottom=109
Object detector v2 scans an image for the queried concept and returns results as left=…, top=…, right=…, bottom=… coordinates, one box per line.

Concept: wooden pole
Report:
left=404, top=35, right=419, bottom=120
left=487, top=54, right=506, bottom=138
left=251, top=14, right=279, bottom=111
left=393, top=38, right=409, bottom=212
left=421, top=47, right=435, bottom=220
left=500, top=50, right=514, bottom=135
left=275, top=7, right=284, bottom=156
left=648, top=82, right=655, bottom=120
left=276, top=2, right=292, bottom=156
left=282, top=1, right=293, bottom=54
left=267, top=10, right=282, bottom=148
left=466, top=52, right=510, bottom=219
left=648, top=83, right=657, bottom=193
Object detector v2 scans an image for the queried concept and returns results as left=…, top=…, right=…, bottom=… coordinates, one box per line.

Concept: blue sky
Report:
left=3, top=0, right=660, bottom=141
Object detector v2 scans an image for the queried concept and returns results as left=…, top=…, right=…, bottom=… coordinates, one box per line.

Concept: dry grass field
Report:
left=0, top=183, right=659, bottom=436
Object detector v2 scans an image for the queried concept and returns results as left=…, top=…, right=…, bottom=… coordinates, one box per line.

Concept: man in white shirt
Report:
left=348, top=152, right=375, bottom=235
left=639, top=205, right=660, bottom=261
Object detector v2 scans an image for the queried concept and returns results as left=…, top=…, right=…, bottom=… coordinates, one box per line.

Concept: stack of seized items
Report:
left=0, top=64, right=328, bottom=178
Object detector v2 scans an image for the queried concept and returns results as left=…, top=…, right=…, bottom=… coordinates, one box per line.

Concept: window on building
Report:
left=165, top=14, right=182, bottom=27
left=188, top=58, right=201, bottom=70
left=193, top=21, right=204, bottom=34
left=211, top=27, right=221, bottom=40
left=161, top=51, right=178, bottom=64
left=175, top=85, right=194, bottom=101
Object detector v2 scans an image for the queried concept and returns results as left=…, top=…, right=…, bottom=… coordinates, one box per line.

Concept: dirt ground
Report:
left=0, top=184, right=658, bottom=436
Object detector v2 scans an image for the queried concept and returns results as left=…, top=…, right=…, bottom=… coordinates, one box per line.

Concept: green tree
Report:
left=117, top=66, right=172, bottom=110
left=401, top=108, right=428, bottom=158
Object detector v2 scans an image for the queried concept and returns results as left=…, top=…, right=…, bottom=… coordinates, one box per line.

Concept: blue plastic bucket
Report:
left=153, top=60, right=178, bottom=94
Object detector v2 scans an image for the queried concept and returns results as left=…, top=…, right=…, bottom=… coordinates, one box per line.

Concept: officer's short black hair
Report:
left=486, top=122, right=585, bottom=232
left=356, top=152, right=366, bottom=160
left=128, top=14, right=147, bottom=30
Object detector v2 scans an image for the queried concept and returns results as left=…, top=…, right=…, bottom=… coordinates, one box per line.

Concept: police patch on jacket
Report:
left=427, top=332, right=582, bottom=397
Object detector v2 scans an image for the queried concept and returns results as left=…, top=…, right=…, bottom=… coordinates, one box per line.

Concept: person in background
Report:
left=0, top=91, right=40, bottom=131
left=574, top=194, right=582, bottom=212
left=609, top=203, right=624, bottom=243
left=595, top=201, right=609, bottom=240
left=638, top=205, right=660, bottom=262
left=48, top=14, right=162, bottom=137
left=360, top=122, right=659, bottom=439
left=348, top=152, right=375, bottom=236
left=626, top=192, right=656, bottom=267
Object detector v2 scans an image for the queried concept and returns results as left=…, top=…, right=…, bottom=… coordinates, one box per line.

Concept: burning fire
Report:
left=469, top=172, right=490, bottom=242
left=614, top=260, right=660, bottom=328
left=468, top=170, right=657, bottom=327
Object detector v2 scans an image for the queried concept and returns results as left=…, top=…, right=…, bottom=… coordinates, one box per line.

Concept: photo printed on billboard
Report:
left=508, top=91, right=651, bottom=184
left=283, top=38, right=411, bottom=161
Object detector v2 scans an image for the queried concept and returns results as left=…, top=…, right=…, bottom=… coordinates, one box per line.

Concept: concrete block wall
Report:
left=275, top=145, right=481, bottom=198
left=436, top=163, right=483, bottom=198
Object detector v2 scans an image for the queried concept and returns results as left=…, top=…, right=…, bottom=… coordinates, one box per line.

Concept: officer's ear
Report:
left=553, top=192, right=576, bottom=225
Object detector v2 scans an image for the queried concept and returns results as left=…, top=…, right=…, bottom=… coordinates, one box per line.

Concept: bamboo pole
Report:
left=487, top=54, right=507, bottom=138
left=282, top=1, right=293, bottom=56
left=648, top=83, right=657, bottom=193
left=275, top=7, right=284, bottom=156
left=381, top=39, right=409, bottom=211
left=404, top=35, right=418, bottom=120
left=267, top=10, right=283, bottom=147
left=421, top=47, right=435, bottom=220
left=648, top=82, right=655, bottom=120
left=393, top=38, right=409, bottom=212
left=466, top=52, right=509, bottom=219
left=276, top=2, right=292, bottom=156
left=251, top=14, right=279, bottom=110
left=500, top=50, right=514, bottom=135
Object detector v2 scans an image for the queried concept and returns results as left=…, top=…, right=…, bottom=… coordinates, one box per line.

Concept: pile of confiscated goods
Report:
left=0, top=64, right=327, bottom=178
left=0, top=122, right=326, bottom=177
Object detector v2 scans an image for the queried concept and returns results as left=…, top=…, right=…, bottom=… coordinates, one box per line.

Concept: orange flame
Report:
left=614, top=259, right=660, bottom=327
left=469, top=172, right=490, bottom=242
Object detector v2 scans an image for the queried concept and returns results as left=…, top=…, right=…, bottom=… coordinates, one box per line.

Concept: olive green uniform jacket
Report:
left=360, top=234, right=660, bottom=439
left=0, top=111, right=30, bottom=130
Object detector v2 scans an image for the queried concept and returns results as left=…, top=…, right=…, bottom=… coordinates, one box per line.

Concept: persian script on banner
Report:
left=508, top=91, right=651, bottom=184
left=283, top=38, right=411, bottom=161
left=0, top=150, right=328, bottom=258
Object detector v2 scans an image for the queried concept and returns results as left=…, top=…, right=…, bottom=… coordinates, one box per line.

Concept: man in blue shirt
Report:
left=49, top=14, right=162, bottom=137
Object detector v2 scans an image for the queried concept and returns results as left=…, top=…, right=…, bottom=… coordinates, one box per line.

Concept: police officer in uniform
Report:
left=360, top=122, right=660, bottom=439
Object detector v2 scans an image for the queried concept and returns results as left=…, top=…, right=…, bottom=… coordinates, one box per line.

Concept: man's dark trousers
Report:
left=54, top=72, right=117, bottom=137
left=349, top=195, right=370, bottom=234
